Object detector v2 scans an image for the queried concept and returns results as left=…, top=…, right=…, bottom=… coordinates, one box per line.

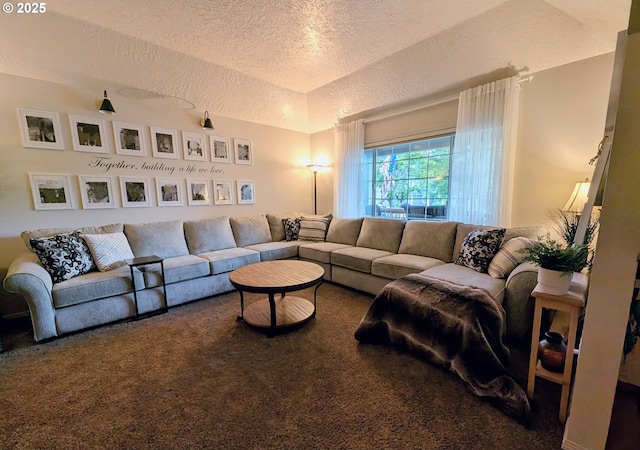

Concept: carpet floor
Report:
left=0, top=283, right=565, bottom=449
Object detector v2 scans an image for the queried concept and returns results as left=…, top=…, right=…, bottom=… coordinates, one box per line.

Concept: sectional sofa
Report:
left=3, top=213, right=543, bottom=343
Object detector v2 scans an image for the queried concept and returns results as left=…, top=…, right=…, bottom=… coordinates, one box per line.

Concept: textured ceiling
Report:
left=0, top=0, right=632, bottom=133
left=48, top=0, right=509, bottom=93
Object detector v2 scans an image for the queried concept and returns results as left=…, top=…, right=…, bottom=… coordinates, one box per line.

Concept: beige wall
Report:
left=514, top=52, right=615, bottom=231
left=0, top=73, right=312, bottom=271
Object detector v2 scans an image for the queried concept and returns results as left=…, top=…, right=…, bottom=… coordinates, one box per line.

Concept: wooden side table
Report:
left=125, top=255, right=168, bottom=318
left=527, top=272, right=588, bottom=423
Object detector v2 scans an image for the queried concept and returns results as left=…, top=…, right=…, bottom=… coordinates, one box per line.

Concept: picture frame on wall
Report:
left=119, top=176, right=151, bottom=207
left=28, top=173, right=73, bottom=210
left=233, top=138, right=253, bottom=165
left=236, top=180, right=255, bottom=205
left=151, top=127, right=179, bottom=159
left=213, top=179, right=234, bottom=205
left=113, top=122, right=148, bottom=157
left=69, top=115, right=109, bottom=153
left=182, top=131, right=207, bottom=161
left=210, top=135, right=231, bottom=164
left=186, top=179, right=211, bottom=205
left=156, top=177, right=184, bottom=207
left=78, top=175, right=116, bottom=209
left=17, top=108, right=64, bottom=150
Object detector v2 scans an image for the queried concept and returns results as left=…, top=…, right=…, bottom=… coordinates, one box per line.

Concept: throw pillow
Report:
left=30, top=231, right=95, bottom=283
left=298, top=214, right=331, bottom=242
left=21, top=223, right=123, bottom=251
left=455, top=228, right=506, bottom=273
left=84, top=232, right=135, bottom=272
left=282, top=218, right=301, bottom=241
left=488, top=237, right=536, bottom=279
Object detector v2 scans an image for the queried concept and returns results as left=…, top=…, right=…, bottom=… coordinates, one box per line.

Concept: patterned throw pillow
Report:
left=455, top=228, right=506, bottom=273
left=282, top=218, right=301, bottom=241
left=298, top=214, right=332, bottom=242
left=30, top=231, right=95, bottom=283
left=488, top=237, right=536, bottom=279
left=84, top=232, right=135, bottom=271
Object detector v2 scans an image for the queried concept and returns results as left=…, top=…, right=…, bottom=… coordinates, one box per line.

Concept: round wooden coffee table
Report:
left=229, top=260, right=324, bottom=337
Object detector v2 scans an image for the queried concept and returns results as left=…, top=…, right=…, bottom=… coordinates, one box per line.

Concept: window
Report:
left=363, top=135, right=453, bottom=220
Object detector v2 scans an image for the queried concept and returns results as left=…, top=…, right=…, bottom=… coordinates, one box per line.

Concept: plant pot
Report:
left=537, top=267, right=572, bottom=295
left=538, top=331, right=567, bottom=373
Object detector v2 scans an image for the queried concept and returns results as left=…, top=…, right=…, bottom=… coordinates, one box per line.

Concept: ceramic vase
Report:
left=538, top=331, right=567, bottom=373
left=537, top=267, right=572, bottom=295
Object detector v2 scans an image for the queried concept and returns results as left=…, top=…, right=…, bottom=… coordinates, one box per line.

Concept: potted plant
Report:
left=549, top=208, right=599, bottom=269
left=518, top=237, right=589, bottom=295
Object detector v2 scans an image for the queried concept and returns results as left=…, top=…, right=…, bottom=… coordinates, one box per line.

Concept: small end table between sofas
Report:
left=230, top=260, right=324, bottom=338
left=125, top=255, right=168, bottom=319
left=527, top=272, right=588, bottom=423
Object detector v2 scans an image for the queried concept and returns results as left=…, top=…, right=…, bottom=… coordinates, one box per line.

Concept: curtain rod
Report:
left=361, top=75, right=532, bottom=125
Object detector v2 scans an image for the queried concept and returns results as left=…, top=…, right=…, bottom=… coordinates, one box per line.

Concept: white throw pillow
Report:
left=84, top=232, right=135, bottom=272
left=488, top=237, right=536, bottom=279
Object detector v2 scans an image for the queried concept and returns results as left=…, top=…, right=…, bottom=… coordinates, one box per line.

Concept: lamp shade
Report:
left=562, top=179, right=591, bottom=213
left=306, top=164, right=324, bottom=173
left=99, top=90, right=116, bottom=114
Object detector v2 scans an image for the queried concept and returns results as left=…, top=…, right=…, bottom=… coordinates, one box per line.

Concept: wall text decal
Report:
left=88, top=156, right=224, bottom=175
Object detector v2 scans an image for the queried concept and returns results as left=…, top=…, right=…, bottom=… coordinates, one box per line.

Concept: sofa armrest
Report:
left=3, top=251, right=57, bottom=341
left=503, top=262, right=539, bottom=340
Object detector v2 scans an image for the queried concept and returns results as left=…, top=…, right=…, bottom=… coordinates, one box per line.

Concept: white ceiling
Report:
left=0, top=0, right=632, bottom=132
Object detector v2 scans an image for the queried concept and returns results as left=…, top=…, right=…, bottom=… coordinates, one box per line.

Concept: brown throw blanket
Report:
left=354, top=273, right=531, bottom=425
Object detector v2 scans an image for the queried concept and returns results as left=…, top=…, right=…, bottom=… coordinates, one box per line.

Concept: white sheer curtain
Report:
left=448, top=76, right=520, bottom=226
left=333, top=120, right=365, bottom=218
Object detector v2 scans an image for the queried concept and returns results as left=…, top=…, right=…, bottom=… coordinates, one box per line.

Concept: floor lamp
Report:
left=307, top=164, right=324, bottom=214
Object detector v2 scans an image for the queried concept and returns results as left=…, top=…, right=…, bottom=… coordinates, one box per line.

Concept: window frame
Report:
left=364, top=134, right=454, bottom=221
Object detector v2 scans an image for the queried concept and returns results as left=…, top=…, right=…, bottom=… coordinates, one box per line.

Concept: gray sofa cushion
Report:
left=372, top=254, right=446, bottom=280
left=141, top=255, right=211, bottom=287
left=398, top=221, right=459, bottom=262
left=504, top=226, right=546, bottom=243
left=331, top=246, right=394, bottom=273
left=422, top=263, right=506, bottom=301
left=299, top=242, right=353, bottom=264
left=230, top=215, right=272, bottom=247
left=356, top=217, right=405, bottom=253
left=198, top=247, right=261, bottom=275
left=125, top=220, right=189, bottom=259
left=52, top=266, right=144, bottom=308
left=325, top=218, right=364, bottom=245
left=266, top=212, right=299, bottom=241
left=184, top=217, right=237, bottom=254
left=244, top=241, right=299, bottom=261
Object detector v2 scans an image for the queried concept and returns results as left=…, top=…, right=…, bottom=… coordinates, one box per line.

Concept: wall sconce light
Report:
left=99, top=90, right=116, bottom=114
left=201, top=111, right=214, bottom=130
left=307, top=164, right=326, bottom=215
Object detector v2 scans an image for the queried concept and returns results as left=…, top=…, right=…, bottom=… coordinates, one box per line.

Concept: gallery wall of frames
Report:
left=17, top=107, right=256, bottom=210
